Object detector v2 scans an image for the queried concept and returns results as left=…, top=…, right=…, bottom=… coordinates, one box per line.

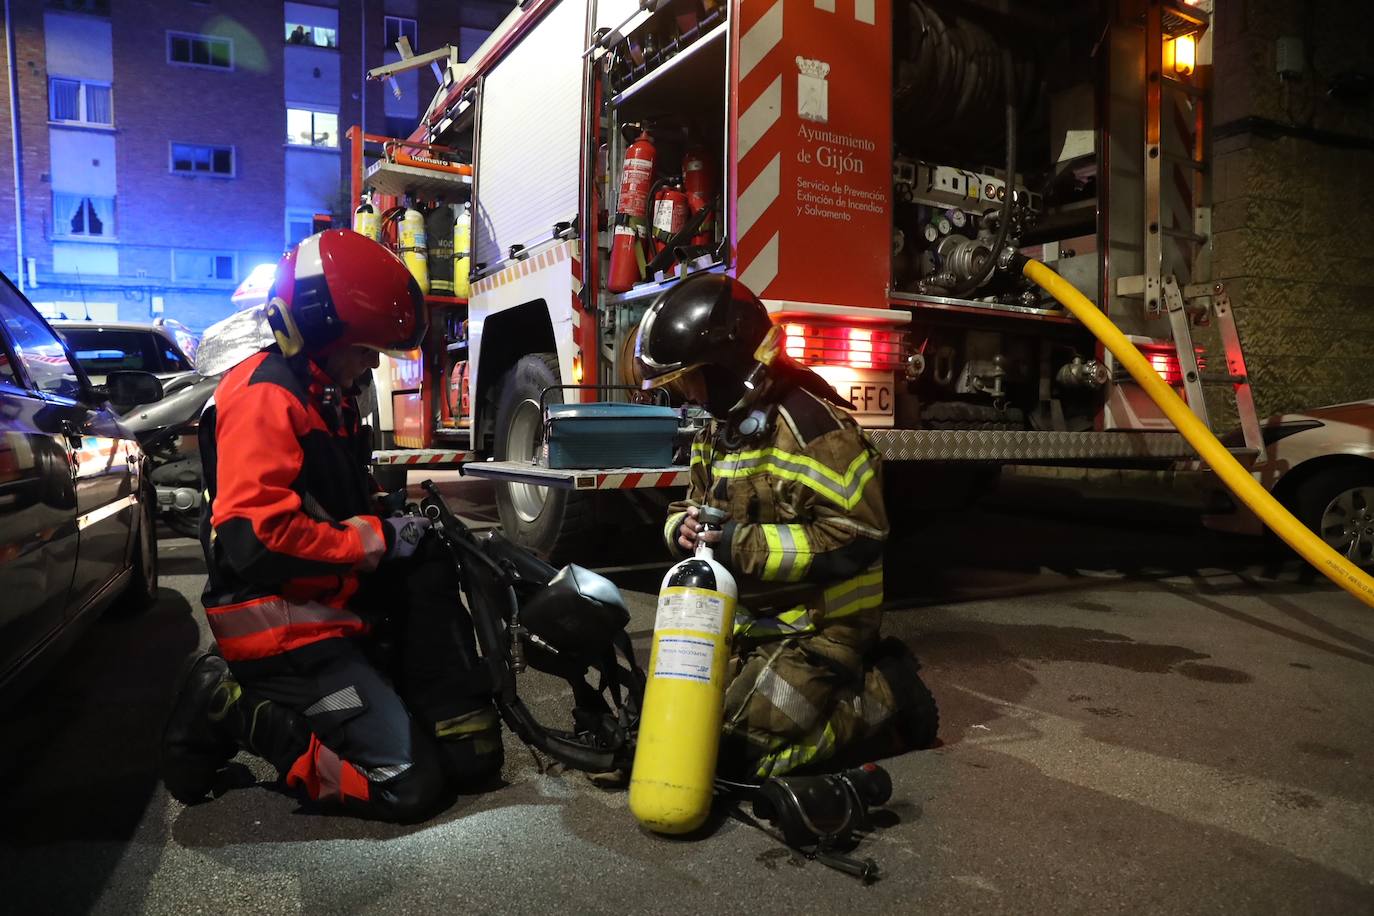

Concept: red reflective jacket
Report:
left=199, top=351, right=387, bottom=661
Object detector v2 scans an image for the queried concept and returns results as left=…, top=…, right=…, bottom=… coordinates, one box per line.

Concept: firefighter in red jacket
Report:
left=161, top=230, right=501, bottom=821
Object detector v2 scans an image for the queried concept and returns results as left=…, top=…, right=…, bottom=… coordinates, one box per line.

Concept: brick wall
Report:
left=0, top=14, right=15, bottom=284
left=1211, top=0, right=1374, bottom=417
left=4, top=4, right=53, bottom=286
left=113, top=0, right=285, bottom=303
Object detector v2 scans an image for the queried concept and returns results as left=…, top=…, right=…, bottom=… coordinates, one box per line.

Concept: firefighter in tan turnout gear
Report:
left=636, top=274, right=938, bottom=778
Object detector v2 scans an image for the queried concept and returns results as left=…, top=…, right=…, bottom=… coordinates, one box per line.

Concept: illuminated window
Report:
left=286, top=108, right=338, bottom=148
left=285, top=22, right=337, bottom=48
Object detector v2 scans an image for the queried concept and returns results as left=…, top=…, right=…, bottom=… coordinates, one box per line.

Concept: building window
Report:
left=173, top=250, right=236, bottom=283
left=286, top=108, right=338, bottom=148
left=170, top=143, right=235, bottom=176
left=384, top=16, right=418, bottom=51
left=286, top=210, right=315, bottom=247
left=49, top=78, right=112, bottom=125
left=52, top=193, right=114, bottom=238
left=285, top=22, right=337, bottom=48
left=168, top=31, right=233, bottom=70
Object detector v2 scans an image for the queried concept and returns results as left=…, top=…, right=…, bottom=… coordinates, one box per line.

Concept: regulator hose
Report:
left=1019, top=257, right=1374, bottom=609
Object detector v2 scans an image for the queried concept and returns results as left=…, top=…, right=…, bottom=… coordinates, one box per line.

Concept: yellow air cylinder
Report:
left=399, top=205, right=430, bottom=295
left=453, top=202, right=472, bottom=299
left=629, top=506, right=737, bottom=834
left=353, top=195, right=380, bottom=242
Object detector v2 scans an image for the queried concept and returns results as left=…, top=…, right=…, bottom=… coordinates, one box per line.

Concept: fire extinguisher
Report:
left=353, top=193, right=380, bottom=242
left=650, top=179, right=690, bottom=279
left=682, top=145, right=715, bottom=247
left=629, top=505, right=738, bottom=834
left=453, top=201, right=472, bottom=299
left=607, top=129, right=657, bottom=293
left=399, top=204, right=430, bottom=295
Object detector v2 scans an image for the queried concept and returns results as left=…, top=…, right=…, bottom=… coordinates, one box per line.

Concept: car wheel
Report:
left=119, top=482, right=160, bottom=613
left=1292, top=465, right=1374, bottom=569
left=492, top=353, right=603, bottom=562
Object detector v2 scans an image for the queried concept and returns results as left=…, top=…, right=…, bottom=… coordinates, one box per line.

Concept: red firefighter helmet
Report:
left=265, top=229, right=427, bottom=357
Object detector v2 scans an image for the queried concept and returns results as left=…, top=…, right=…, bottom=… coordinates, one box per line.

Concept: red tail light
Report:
left=777, top=323, right=903, bottom=372
left=1140, top=343, right=1205, bottom=386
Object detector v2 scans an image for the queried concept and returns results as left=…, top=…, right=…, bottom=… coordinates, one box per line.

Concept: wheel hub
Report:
left=1319, top=485, right=1374, bottom=567
left=505, top=398, right=548, bottom=524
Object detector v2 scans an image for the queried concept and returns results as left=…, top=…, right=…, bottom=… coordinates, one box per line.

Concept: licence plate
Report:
left=812, top=367, right=895, bottom=427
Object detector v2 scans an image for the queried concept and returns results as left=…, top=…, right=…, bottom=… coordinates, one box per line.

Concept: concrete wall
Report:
left=1211, top=0, right=1374, bottom=417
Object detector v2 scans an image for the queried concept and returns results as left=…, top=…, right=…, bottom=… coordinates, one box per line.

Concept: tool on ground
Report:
left=716, top=763, right=893, bottom=883
left=1019, top=255, right=1374, bottom=609
left=630, top=505, right=738, bottom=834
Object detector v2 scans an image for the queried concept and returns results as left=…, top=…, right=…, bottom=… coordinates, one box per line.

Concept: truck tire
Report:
left=493, top=353, right=602, bottom=561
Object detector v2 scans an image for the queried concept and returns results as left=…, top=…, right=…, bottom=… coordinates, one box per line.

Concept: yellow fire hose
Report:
left=1020, top=258, right=1374, bottom=609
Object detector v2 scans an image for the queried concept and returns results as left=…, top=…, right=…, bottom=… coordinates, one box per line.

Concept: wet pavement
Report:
left=3, top=472, right=1372, bottom=914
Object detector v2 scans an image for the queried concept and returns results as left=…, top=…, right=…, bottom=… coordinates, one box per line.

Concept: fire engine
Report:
left=352, top=0, right=1259, bottom=559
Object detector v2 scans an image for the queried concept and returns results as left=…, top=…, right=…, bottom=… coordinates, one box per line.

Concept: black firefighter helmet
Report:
left=635, top=274, right=773, bottom=417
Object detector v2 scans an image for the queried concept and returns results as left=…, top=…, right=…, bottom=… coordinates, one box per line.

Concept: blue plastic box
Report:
left=545, top=402, right=678, bottom=469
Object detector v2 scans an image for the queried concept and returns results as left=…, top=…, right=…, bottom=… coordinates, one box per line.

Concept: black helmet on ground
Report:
left=635, top=274, right=773, bottom=418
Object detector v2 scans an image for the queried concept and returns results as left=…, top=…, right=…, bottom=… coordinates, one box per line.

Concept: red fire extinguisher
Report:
left=608, top=130, right=657, bottom=293
left=682, top=145, right=715, bottom=248
left=650, top=180, right=690, bottom=278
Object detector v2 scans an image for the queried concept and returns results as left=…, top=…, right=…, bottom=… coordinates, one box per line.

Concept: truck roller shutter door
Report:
left=473, top=0, right=590, bottom=272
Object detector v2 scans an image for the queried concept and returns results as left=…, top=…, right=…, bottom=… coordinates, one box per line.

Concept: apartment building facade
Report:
left=1, top=0, right=510, bottom=329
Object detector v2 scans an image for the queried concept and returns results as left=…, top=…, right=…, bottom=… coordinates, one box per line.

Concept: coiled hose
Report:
left=1020, top=257, right=1374, bottom=608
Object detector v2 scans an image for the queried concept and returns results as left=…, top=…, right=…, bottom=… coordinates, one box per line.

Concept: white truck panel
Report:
left=468, top=245, right=578, bottom=435
left=473, top=0, right=589, bottom=271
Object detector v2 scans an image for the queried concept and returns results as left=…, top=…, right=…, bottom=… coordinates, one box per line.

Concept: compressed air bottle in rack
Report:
left=353, top=193, right=380, bottom=242
left=453, top=202, right=472, bottom=299
left=399, top=204, right=430, bottom=295
left=629, top=505, right=737, bottom=834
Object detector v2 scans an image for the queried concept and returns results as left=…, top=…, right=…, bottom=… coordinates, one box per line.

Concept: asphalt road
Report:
left=3, top=473, right=1373, bottom=914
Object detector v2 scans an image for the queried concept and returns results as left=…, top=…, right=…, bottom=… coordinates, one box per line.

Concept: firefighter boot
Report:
left=433, top=705, right=504, bottom=788
left=161, top=653, right=240, bottom=804
left=869, top=637, right=940, bottom=753
left=221, top=687, right=312, bottom=778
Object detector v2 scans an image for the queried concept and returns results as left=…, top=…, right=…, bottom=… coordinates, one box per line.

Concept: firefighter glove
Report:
left=384, top=515, right=432, bottom=561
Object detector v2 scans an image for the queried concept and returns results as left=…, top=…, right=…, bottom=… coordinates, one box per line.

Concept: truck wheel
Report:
left=1291, top=465, right=1374, bottom=569
left=493, top=353, right=602, bottom=561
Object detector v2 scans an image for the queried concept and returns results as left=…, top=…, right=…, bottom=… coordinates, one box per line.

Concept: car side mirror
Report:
left=100, top=370, right=165, bottom=408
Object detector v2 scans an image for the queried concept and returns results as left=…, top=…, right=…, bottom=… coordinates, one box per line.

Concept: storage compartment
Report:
left=545, top=403, right=678, bottom=468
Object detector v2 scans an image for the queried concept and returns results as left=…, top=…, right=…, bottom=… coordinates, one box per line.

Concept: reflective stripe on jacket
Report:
left=666, top=385, right=888, bottom=638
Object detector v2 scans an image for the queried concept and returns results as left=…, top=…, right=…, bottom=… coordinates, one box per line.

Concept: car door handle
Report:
left=60, top=421, right=84, bottom=451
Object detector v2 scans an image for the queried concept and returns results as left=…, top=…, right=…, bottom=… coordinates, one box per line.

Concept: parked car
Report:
left=1207, top=400, right=1374, bottom=568
left=53, top=318, right=212, bottom=537
left=0, top=273, right=164, bottom=703
left=50, top=318, right=198, bottom=387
